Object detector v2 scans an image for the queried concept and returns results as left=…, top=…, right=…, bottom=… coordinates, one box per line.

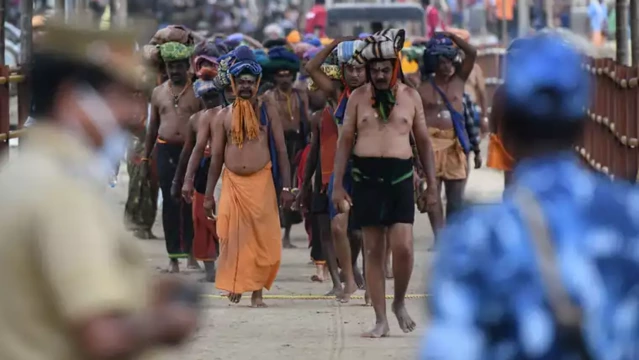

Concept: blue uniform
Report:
left=422, top=153, right=639, bottom=359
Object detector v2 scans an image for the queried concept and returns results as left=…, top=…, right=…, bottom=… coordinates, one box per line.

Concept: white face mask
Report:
left=73, top=84, right=130, bottom=184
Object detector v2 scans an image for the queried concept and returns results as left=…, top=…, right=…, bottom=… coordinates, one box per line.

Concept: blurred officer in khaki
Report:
left=0, top=21, right=199, bottom=359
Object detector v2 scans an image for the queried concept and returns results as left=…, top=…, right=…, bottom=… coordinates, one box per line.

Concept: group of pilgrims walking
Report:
left=124, top=24, right=491, bottom=337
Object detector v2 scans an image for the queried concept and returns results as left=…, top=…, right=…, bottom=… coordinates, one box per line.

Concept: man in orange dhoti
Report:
left=203, top=47, right=294, bottom=307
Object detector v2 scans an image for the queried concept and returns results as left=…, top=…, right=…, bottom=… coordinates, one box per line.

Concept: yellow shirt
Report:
left=0, top=125, right=152, bottom=360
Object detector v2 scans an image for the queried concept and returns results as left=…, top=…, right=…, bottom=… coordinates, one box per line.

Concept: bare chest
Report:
left=158, top=86, right=201, bottom=119
left=271, top=91, right=303, bottom=124
left=421, top=80, right=464, bottom=114
left=357, top=104, right=414, bottom=133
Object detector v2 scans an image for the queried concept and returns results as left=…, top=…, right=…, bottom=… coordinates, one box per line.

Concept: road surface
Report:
left=107, top=142, right=503, bottom=360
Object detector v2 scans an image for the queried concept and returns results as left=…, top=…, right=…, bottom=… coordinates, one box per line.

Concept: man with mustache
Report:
left=304, top=36, right=368, bottom=303
left=170, top=41, right=228, bottom=282
left=332, top=29, right=440, bottom=338
left=262, top=45, right=310, bottom=249
left=417, top=32, right=478, bottom=221
left=143, top=41, right=203, bottom=273
left=202, top=46, right=294, bottom=307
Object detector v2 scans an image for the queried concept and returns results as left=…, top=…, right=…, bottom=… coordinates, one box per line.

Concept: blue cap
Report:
left=504, top=34, right=589, bottom=122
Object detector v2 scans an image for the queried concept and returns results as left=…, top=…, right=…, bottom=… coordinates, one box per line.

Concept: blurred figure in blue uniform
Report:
left=422, top=34, right=639, bottom=359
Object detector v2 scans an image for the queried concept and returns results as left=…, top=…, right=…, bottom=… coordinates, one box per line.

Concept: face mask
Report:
left=73, top=84, right=130, bottom=184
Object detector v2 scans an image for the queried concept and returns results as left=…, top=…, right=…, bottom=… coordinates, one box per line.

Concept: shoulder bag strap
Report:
left=513, top=187, right=593, bottom=360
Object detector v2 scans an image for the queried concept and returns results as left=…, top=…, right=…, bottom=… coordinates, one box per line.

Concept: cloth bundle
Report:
left=193, top=79, right=218, bottom=98
left=159, top=42, right=193, bottom=62
left=303, top=34, right=322, bottom=47
left=264, top=45, right=300, bottom=73
left=303, top=47, right=321, bottom=61
left=307, top=64, right=341, bottom=91
left=350, top=28, right=406, bottom=65
left=228, top=46, right=262, bottom=77
left=143, top=25, right=194, bottom=66
left=401, top=46, right=425, bottom=63
left=336, top=40, right=365, bottom=65
left=293, top=42, right=315, bottom=59
left=425, top=34, right=460, bottom=62
left=212, top=51, right=236, bottom=90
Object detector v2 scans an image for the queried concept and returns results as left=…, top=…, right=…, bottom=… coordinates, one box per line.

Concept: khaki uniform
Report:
left=0, top=126, right=153, bottom=359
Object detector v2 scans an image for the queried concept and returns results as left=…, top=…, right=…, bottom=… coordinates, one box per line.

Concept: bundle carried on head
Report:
left=293, top=42, right=315, bottom=60
left=336, top=40, right=366, bottom=65
left=425, top=34, right=460, bottom=62
left=302, top=34, right=322, bottom=47
left=143, top=25, right=194, bottom=68
left=262, top=38, right=288, bottom=50
left=192, top=41, right=226, bottom=80
left=303, top=47, right=322, bottom=62
left=193, top=79, right=219, bottom=98
left=308, top=64, right=341, bottom=91
left=212, top=51, right=236, bottom=90
left=350, top=28, right=406, bottom=65
left=421, top=34, right=461, bottom=75
left=263, top=45, right=301, bottom=75
left=228, top=46, right=263, bottom=78
left=159, top=41, right=193, bottom=63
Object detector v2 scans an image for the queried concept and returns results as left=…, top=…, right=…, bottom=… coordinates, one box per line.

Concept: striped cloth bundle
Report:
left=350, top=29, right=406, bottom=65
left=335, top=40, right=365, bottom=65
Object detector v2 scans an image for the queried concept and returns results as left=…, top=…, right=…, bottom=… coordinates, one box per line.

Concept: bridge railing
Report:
left=477, top=47, right=639, bottom=183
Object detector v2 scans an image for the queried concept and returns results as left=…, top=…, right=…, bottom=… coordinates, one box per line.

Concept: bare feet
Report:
left=337, top=281, right=358, bottom=303
left=392, top=301, right=416, bottom=333
left=325, top=286, right=342, bottom=296
left=283, top=240, right=297, bottom=249
left=364, top=290, right=371, bottom=306
left=198, top=261, right=216, bottom=283
left=361, top=321, right=390, bottom=338
left=251, top=290, right=268, bottom=308
left=354, top=267, right=365, bottom=289
left=311, top=264, right=325, bottom=282
left=385, top=266, right=394, bottom=279
left=168, top=259, right=179, bottom=273
left=228, top=292, right=242, bottom=303
left=187, top=255, right=202, bottom=270
left=133, top=229, right=157, bottom=239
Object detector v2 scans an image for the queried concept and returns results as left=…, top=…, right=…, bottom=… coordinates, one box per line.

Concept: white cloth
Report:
left=351, top=28, right=406, bottom=65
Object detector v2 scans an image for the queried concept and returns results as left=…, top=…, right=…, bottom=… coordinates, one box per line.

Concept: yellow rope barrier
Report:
left=202, top=294, right=428, bottom=300
left=0, top=128, right=26, bottom=142
left=0, top=74, right=25, bottom=85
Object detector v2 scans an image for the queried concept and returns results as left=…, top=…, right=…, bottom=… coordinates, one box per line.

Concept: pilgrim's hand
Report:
left=203, top=197, right=216, bottom=221
left=171, top=181, right=182, bottom=202
left=181, top=180, right=194, bottom=204
left=331, top=185, right=352, bottom=214
left=280, top=189, right=296, bottom=209
left=474, top=153, right=483, bottom=169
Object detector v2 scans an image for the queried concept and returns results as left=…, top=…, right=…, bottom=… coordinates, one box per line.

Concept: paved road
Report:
left=108, top=143, right=503, bottom=360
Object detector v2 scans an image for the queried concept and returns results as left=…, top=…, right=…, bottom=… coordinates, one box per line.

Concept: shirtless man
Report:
left=262, top=45, right=310, bottom=248
left=418, top=32, right=478, bottom=220
left=332, top=29, right=440, bottom=337
left=203, top=46, right=294, bottom=307
left=299, top=69, right=344, bottom=295
left=305, top=37, right=367, bottom=302
left=143, top=42, right=202, bottom=273
left=169, top=44, right=226, bottom=281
